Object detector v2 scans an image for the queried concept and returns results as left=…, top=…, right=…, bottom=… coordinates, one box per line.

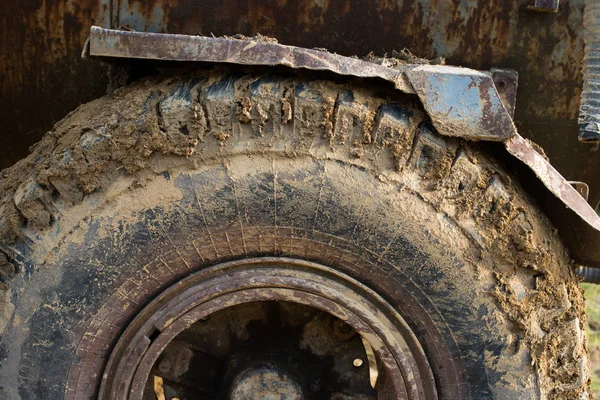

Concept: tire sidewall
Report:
left=1, top=155, right=536, bottom=399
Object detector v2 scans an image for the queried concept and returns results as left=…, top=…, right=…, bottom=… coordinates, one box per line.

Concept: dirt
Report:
left=363, top=48, right=445, bottom=69
left=0, top=76, right=197, bottom=241
left=0, top=68, right=591, bottom=398
left=223, top=33, right=279, bottom=44
left=526, top=138, right=551, bottom=162
left=585, top=283, right=600, bottom=394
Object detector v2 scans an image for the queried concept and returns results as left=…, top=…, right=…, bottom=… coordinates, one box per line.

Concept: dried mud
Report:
left=0, top=68, right=590, bottom=398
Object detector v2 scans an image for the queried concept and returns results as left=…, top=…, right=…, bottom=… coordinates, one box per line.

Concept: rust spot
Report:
left=0, top=0, right=110, bottom=169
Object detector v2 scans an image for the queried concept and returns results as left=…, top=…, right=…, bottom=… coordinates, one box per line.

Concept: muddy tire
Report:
left=0, top=69, right=590, bottom=399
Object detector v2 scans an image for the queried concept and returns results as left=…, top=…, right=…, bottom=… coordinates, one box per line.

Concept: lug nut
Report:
left=158, top=359, right=171, bottom=373
left=352, top=358, right=364, bottom=368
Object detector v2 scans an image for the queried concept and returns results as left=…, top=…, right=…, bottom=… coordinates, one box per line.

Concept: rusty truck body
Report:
left=1, top=1, right=600, bottom=399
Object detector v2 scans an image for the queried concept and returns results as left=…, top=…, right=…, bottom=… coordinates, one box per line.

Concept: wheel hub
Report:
left=229, top=366, right=303, bottom=400
left=98, top=258, right=437, bottom=399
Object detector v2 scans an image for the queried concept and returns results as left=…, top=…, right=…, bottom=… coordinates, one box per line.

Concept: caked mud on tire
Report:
left=0, top=69, right=590, bottom=399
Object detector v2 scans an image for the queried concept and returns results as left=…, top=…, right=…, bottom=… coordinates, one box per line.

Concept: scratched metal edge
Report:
left=506, top=135, right=600, bottom=227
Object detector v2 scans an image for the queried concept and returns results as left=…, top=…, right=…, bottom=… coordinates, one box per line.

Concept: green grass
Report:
left=582, top=283, right=600, bottom=393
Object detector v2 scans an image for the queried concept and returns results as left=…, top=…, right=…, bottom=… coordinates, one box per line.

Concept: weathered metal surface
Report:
left=113, top=0, right=583, bottom=123
left=406, top=65, right=516, bottom=141
left=490, top=69, right=519, bottom=118
left=110, top=0, right=600, bottom=202
left=506, top=135, right=600, bottom=267
left=0, top=0, right=111, bottom=170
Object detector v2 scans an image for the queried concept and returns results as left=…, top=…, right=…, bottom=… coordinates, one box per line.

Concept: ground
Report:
left=583, top=283, right=600, bottom=393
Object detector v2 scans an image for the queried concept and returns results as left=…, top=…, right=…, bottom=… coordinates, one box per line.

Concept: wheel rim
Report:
left=98, top=257, right=437, bottom=399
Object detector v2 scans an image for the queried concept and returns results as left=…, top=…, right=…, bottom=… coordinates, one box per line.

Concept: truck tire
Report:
left=0, top=69, right=590, bottom=399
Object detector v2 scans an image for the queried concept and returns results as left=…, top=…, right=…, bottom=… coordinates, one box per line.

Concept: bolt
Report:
left=352, top=358, right=364, bottom=368
left=229, top=358, right=238, bottom=369
left=158, top=359, right=171, bottom=373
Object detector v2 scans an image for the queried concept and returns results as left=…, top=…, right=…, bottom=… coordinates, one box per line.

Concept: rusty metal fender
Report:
left=87, top=27, right=514, bottom=142
left=86, top=27, right=415, bottom=91
left=86, top=26, right=600, bottom=268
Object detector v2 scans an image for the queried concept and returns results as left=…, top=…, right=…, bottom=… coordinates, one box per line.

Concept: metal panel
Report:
left=407, top=66, right=516, bottom=141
